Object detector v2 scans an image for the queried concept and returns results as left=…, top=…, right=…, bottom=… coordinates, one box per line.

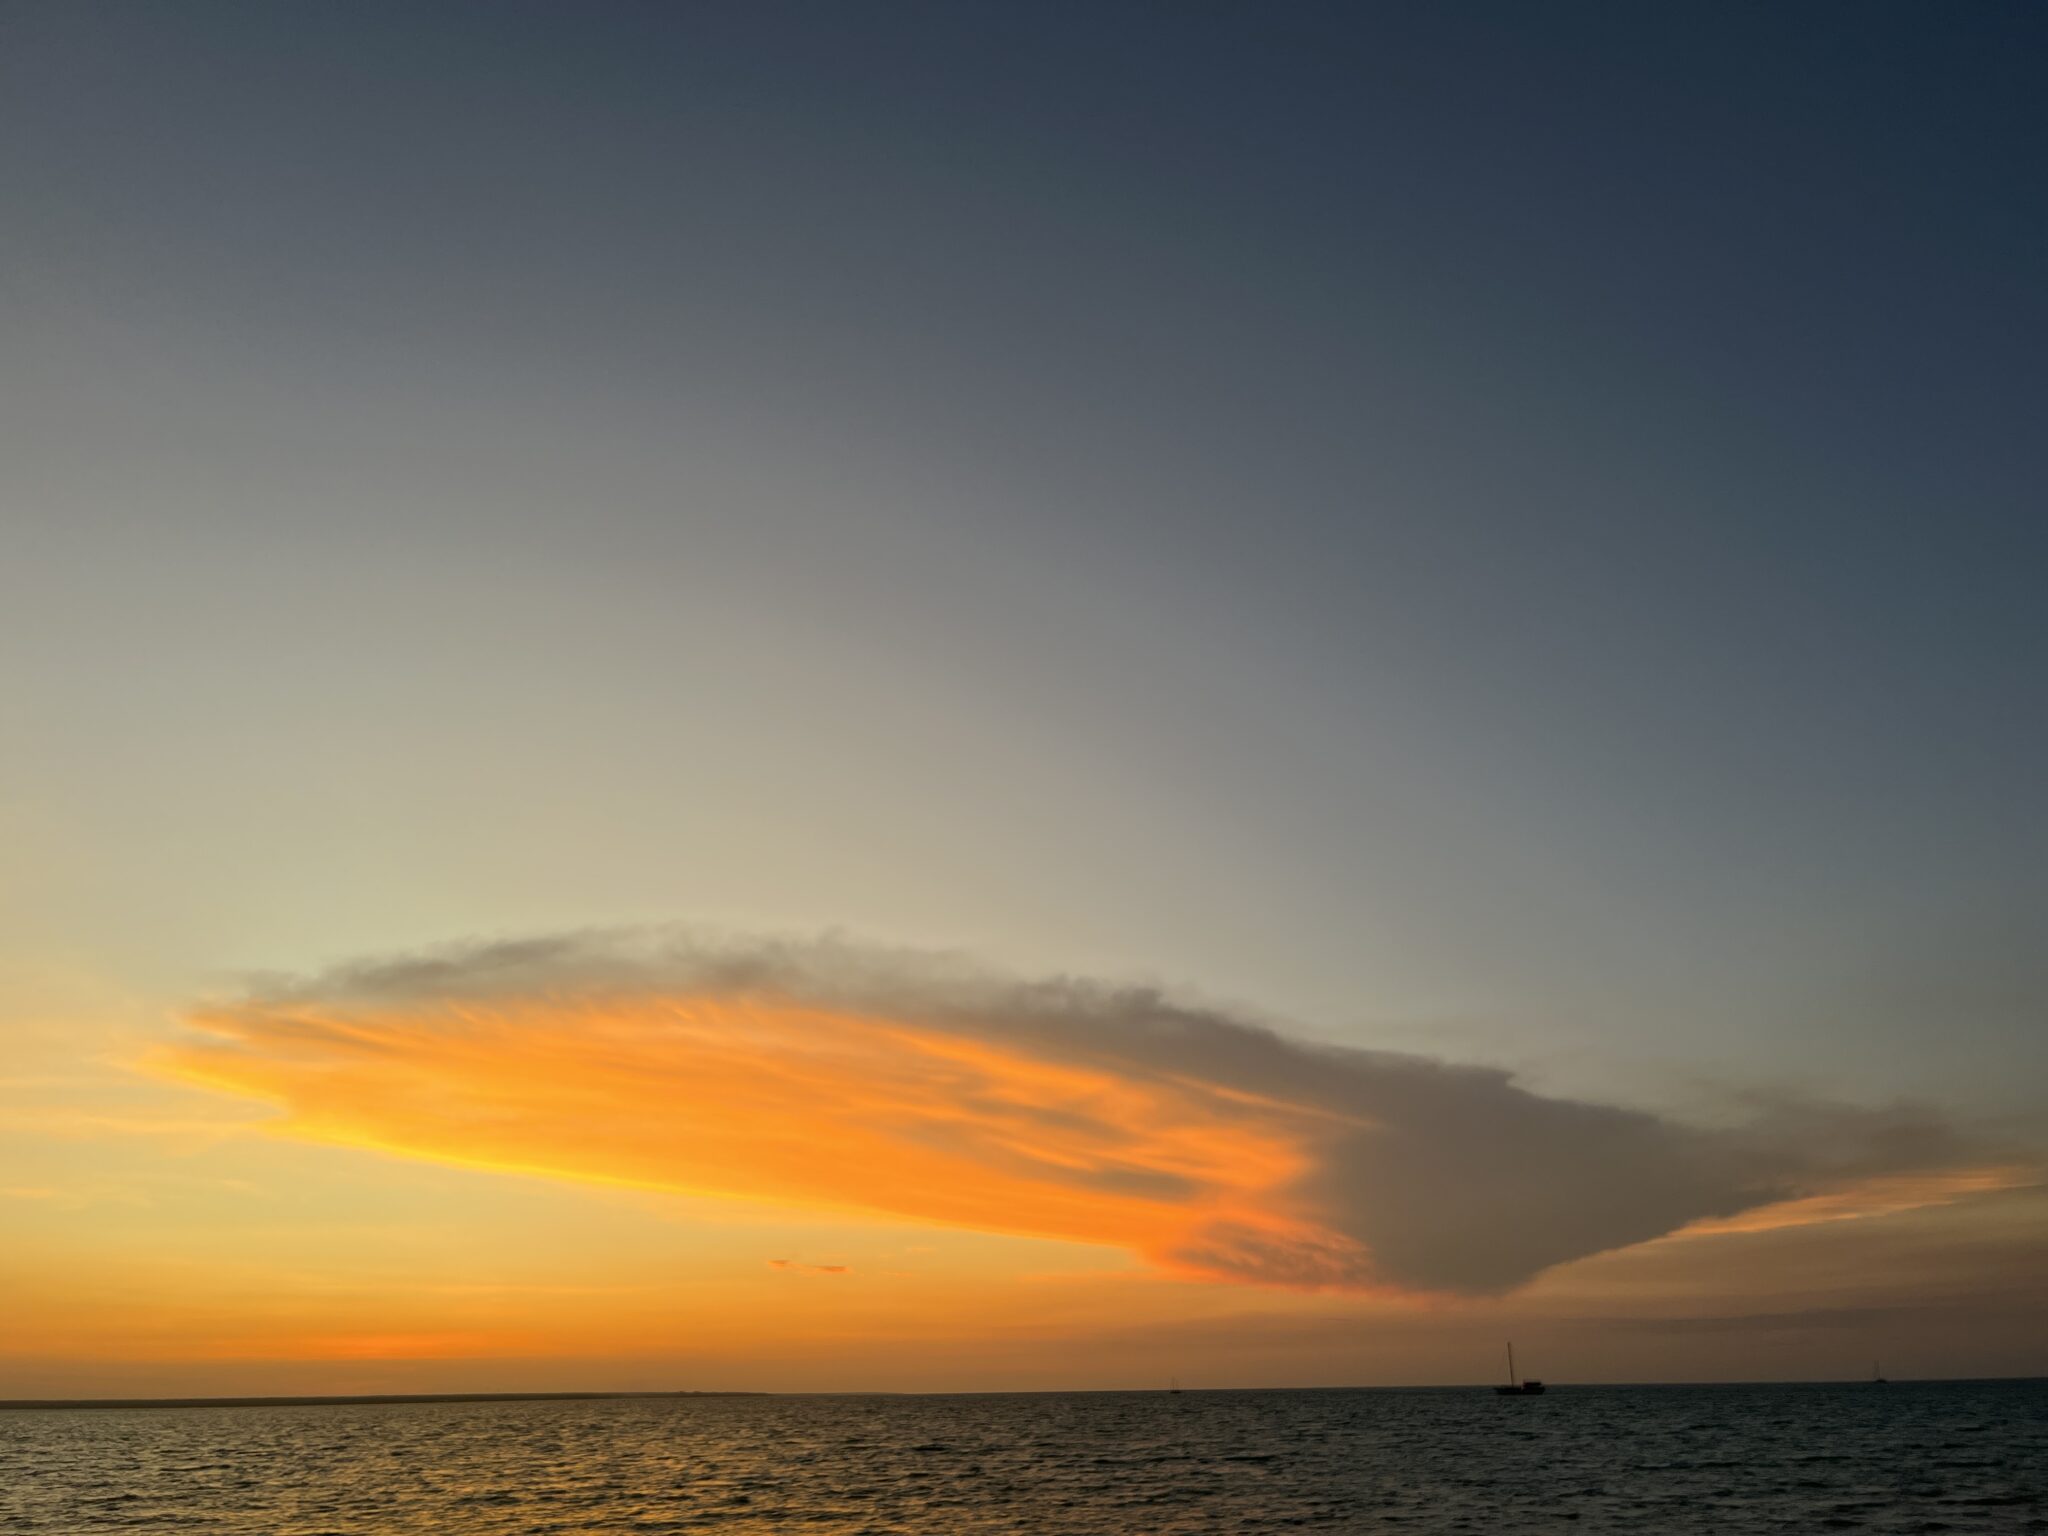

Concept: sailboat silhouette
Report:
left=1494, top=1342, right=1545, bottom=1395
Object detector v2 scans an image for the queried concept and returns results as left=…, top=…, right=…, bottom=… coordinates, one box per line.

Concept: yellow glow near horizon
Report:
left=5, top=971, right=2040, bottom=1394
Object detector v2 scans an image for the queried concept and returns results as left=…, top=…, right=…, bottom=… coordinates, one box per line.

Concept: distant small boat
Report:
left=1168, top=1376, right=1182, bottom=1395
left=1494, top=1342, right=1545, bottom=1396
left=1872, top=1360, right=1888, bottom=1385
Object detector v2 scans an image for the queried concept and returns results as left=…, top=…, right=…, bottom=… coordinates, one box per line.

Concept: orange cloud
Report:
left=147, top=933, right=2025, bottom=1294
left=1668, top=1166, right=2035, bottom=1237
left=157, top=994, right=1342, bottom=1288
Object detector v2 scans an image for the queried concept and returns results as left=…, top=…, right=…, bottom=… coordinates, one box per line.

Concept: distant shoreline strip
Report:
left=0, top=1390, right=765, bottom=1411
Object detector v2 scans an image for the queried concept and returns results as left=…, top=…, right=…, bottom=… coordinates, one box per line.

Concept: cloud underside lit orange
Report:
left=149, top=949, right=2025, bottom=1300
left=158, top=997, right=1348, bottom=1287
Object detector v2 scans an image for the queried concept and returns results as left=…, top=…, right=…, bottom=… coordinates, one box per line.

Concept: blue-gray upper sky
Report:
left=6, top=1, right=2045, bottom=1112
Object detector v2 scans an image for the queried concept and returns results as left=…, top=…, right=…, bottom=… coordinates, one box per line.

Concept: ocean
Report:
left=4, top=1381, right=2043, bottom=1534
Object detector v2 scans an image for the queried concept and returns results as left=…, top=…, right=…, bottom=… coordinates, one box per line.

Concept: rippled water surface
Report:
left=5, top=1381, right=2044, bottom=1534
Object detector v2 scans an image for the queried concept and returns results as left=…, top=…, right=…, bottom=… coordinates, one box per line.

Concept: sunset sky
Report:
left=4, top=2, right=2045, bottom=1397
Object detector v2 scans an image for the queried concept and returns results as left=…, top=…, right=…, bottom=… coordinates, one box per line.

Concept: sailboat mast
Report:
left=1506, top=1342, right=1516, bottom=1387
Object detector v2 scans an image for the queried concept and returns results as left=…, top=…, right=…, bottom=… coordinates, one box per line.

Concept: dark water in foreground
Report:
left=4, top=1381, right=2044, bottom=1535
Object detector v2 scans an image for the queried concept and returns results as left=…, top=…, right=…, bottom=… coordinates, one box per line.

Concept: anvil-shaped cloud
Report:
left=154, top=932, right=2009, bottom=1294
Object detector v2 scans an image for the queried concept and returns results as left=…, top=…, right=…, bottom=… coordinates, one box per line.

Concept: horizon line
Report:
left=7, top=1376, right=2045, bottom=1410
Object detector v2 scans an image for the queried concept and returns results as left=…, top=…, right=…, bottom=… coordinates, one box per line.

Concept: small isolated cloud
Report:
left=152, top=930, right=2025, bottom=1295
left=768, top=1260, right=850, bottom=1275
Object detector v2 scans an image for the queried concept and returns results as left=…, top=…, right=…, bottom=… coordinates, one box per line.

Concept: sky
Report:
left=3, top=1, right=2045, bottom=1396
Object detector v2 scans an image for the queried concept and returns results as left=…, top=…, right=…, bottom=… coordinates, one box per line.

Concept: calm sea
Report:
left=4, top=1381, right=2043, bottom=1534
